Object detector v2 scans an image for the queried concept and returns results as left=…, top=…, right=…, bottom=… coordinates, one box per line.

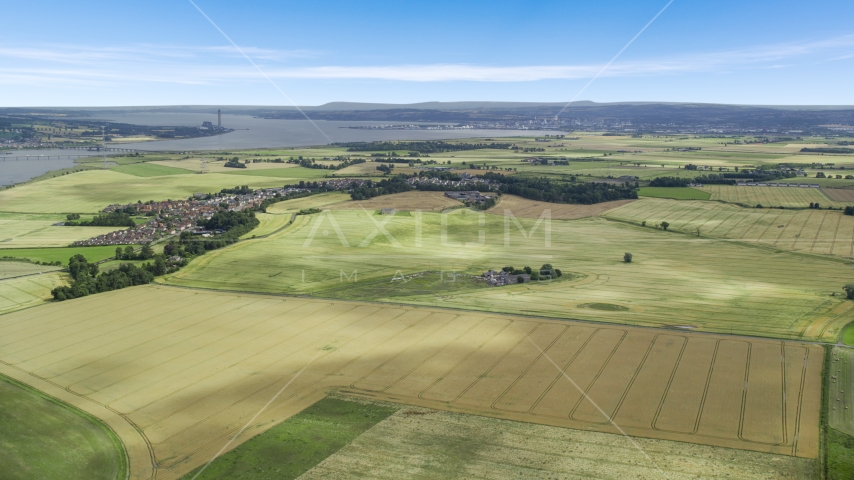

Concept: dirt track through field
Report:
left=0, top=285, right=822, bottom=479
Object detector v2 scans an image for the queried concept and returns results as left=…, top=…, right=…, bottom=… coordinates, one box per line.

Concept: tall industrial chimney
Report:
left=217, top=109, right=221, bottom=127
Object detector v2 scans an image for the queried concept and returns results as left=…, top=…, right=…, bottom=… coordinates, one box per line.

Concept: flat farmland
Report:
left=824, top=188, right=854, bottom=203
left=0, top=286, right=822, bottom=480
left=164, top=210, right=854, bottom=341
left=830, top=347, right=854, bottom=437
left=302, top=404, right=817, bottom=479
left=240, top=212, right=292, bottom=238
left=0, top=272, right=66, bottom=315
left=0, top=213, right=124, bottom=248
left=329, top=191, right=462, bottom=212
left=0, top=261, right=61, bottom=280
left=700, top=185, right=845, bottom=208
left=604, top=198, right=854, bottom=258
left=485, top=194, right=634, bottom=219
left=0, top=170, right=290, bottom=214
left=265, top=192, right=351, bottom=214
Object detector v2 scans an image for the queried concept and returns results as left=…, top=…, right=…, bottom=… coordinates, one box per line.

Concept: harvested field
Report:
left=604, top=198, right=854, bottom=258
left=330, top=191, right=462, bottom=212
left=0, top=272, right=66, bottom=315
left=485, top=195, right=634, bottom=219
left=302, top=403, right=817, bottom=480
left=823, top=188, right=854, bottom=203
left=151, top=158, right=300, bottom=174
left=0, top=286, right=822, bottom=479
left=830, top=346, right=854, bottom=437
left=700, top=185, right=846, bottom=208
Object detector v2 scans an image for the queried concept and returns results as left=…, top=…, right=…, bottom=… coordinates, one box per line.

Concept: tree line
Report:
left=64, top=211, right=136, bottom=227
left=481, top=172, right=637, bottom=204
left=51, top=254, right=162, bottom=301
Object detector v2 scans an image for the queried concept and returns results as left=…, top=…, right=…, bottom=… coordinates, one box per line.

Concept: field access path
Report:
left=0, top=285, right=824, bottom=480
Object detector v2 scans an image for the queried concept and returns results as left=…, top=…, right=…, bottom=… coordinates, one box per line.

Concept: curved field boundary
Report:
left=0, top=362, right=152, bottom=480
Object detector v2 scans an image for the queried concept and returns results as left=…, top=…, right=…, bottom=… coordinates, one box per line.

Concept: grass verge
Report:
left=0, top=373, right=126, bottom=480
left=181, top=396, right=399, bottom=480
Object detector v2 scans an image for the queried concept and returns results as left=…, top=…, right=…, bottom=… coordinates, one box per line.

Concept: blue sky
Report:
left=1, top=0, right=853, bottom=106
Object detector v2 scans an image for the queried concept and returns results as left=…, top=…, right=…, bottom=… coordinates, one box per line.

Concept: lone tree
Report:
left=624, top=252, right=633, bottom=263
left=844, top=284, right=854, bottom=300
left=660, top=221, right=670, bottom=231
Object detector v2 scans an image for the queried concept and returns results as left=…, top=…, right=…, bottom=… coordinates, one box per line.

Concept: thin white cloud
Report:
left=0, top=35, right=851, bottom=86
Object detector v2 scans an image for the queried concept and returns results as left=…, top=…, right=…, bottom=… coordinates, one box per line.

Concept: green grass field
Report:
left=111, top=163, right=194, bottom=177
left=0, top=245, right=122, bottom=263
left=830, top=347, right=854, bottom=437
left=0, top=374, right=125, bottom=480
left=603, top=198, right=854, bottom=258
left=638, top=187, right=711, bottom=200
left=182, top=396, right=398, bottom=480
left=162, top=208, right=854, bottom=341
left=242, top=212, right=293, bottom=238
left=843, top=323, right=854, bottom=346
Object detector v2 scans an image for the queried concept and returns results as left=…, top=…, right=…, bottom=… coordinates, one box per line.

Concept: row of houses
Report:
left=73, top=186, right=314, bottom=247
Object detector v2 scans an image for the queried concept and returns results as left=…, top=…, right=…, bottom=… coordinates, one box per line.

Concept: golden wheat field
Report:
left=0, top=285, right=822, bottom=480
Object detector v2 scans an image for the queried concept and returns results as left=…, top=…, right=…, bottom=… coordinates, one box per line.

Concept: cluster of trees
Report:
left=115, top=244, right=154, bottom=261
left=167, top=210, right=260, bottom=258
left=801, top=147, right=854, bottom=154
left=844, top=284, right=854, bottom=300
left=51, top=254, right=161, bottom=301
left=350, top=176, right=413, bottom=200
left=376, top=164, right=394, bottom=174
left=648, top=175, right=735, bottom=187
left=224, top=157, right=247, bottom=168
left=372, top=157, right=422, bottom=164
left=65, top=211, right=136, bottom=227
left=221, top=185, right=253, bottom=195
left=501, top=264, right=563, bottom=282
left=287, top=157, right=366, bottom=170
left=481, top=173, right=637, bottom=204
left=809, top=202, right=823, bottom=209
left=340, top=141, right=512, bottom=154
left=844, top=206, right=854, bottom=216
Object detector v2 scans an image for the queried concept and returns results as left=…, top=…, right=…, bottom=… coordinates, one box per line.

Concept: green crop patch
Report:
left=182, top=396, right=398, bottom=480
left=0, top=374, right=126, bottom=480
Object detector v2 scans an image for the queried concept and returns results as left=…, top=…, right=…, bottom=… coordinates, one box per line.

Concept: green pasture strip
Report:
left=0, top=374, right=126, bottom=480
left=182, top=396, right=398, bottom=480
left=0, top=245, right=124, bottom=263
